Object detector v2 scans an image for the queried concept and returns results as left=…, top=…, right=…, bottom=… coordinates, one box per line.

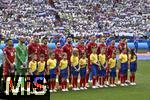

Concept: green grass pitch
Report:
left=50, top=60, right=150, bottom=100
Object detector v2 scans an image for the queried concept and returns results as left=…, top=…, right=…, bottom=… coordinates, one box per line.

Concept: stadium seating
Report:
left=0, top=0, right=149, bottom=36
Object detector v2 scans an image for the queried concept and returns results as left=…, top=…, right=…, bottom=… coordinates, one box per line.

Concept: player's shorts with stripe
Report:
left=80, top=67, right=86, bottom=77
left=120, top=62, right=128, bottom=75
left=60, top=67, right=68, bottom=79
left=130, top=61, right=137, bottom=73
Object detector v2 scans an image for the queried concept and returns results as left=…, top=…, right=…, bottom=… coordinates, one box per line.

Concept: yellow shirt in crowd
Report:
left=79, top=58, right=87, bottom=68
left=99, top=54, right=106, bottom=65
left=108, top=58, right=116, bottom=69
left=119, top=53, right=128, bottom=63
left=38, top=61, right=45, bottom=72
left=59, top=59, right=68, bottom=70
left=129, top=54, right=137, bottom=62
left=90, top=53, right=98, bottom=64
left=71, top=55, right=79, bottom=67
left=47, top=59, right=57, bottom=70
left=29, top=60, right=37, bottom=73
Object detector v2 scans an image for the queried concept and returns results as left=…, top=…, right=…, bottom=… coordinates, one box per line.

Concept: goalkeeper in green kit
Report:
left=13, top=36, right=28, bottom=93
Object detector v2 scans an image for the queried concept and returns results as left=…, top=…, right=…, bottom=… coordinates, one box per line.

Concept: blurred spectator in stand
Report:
left=134, top=38, right=139, bottom=53
left=48, top=0, right=55, bottom=8
left=59, top=35, right=66, bottom=47
left=147, top=37, right=150, bottom=54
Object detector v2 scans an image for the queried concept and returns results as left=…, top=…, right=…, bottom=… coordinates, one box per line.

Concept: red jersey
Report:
left=76, top=44, right=86, bottom=56
left=40, top=44, right=49, bottom=61
left=86, top=42, right=97, bottom=68
left=62, top=44, right=73, bottom=64
left=87, top=42, right=97, bottom=56
left=118, top=41, right=125, bottom=53
left=107, top=45, right=116, bottom=59
left=97, top=43, right=106, bottom=54
left=28, top=43, right=41, bottom=61
left=3, top=47, right=15, bottom=64
left=53, top=48, right=63, bottom=64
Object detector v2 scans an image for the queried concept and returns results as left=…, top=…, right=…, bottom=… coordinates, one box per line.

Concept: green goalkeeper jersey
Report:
left=15, top=44, right=28, bottom=75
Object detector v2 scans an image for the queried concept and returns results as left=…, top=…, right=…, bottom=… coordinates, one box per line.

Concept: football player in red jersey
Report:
left=106, top=40, right=116, bottom=85
left=40, top=37, right=49, bottom=61
left=97, top=37, right=106, bottom=55
left=3, top=39, right=15, bottom=78
left=76, top=37, right=86, bottom=57
left=118, top=38, right=126, bottom=54
left=62, top=36, right=73, bottom=87
left=53, top=42, right=63, bottom=87
left=28, top=37, right=41, bottom=62
left=107, top=40, right=116, bottom=60
left=86, top=36, right=97, bottom=87
left=3, top=39, right=15, bottom=93
left=54, top=42, right=63, bottom=64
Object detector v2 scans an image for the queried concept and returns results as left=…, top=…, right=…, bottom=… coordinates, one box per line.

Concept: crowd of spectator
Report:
left=0, top=0, right=149, bottom=38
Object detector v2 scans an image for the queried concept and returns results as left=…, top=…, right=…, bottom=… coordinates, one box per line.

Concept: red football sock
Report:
left=106, top=74, right=108, bottom=81
left=61, top=80, right=64, bottom=89
left=75, top=77, right=78, bottom=88
left=80, top=77, right=83, bottom=87
left=124, top=75, right=126, bottom=83
left=73, top=77, right=75, bottom=88
left=121, top=75, right=124, bottom=84
left=106, top=70, right=109, bottom=81
left=65, top=80, right=67, bottom=89
left=86, top=73, right=89, bottom=83
left=110, top=77, right=112, bottom=84
left=54, top=80, right=56, bottom=88
left=99, top=77, right=102, bottom=85
left=133, top=74, right=135, bottom=82
left=69, top=76, right=72, bottom=85
left=102, top=77, right=105, bottom=85
left=92, top=77, right=96, bottom=86
left=52, top=80, right=55, bottom=90
left=125, top=72, right=128, bottom=81
left=118, top=70, right=120, bottom=81
left=130, top=75, right=133, bottom=82
left=59, top=76, right=62, bottom=86
left=97, top=76, right=99, bottom=83
left=113, top=77, right=115, bottom=84
left=50, top=81, right=52, bottom=90
left=83, top=77, right=86, bottom=87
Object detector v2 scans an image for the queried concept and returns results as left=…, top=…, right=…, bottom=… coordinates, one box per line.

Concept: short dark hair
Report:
left=6, top=39, right=12, bottom=42
left=42, top=37, right=48, bottom=40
